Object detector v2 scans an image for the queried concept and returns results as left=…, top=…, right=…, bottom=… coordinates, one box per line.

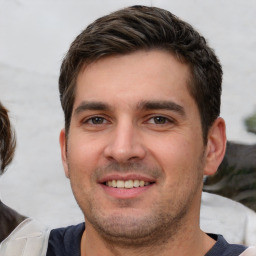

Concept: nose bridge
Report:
left=104, top=116, right=145, bottom=162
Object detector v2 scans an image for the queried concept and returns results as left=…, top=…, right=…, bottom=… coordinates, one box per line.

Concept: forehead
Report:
left=74, top=50, right=195, bottom=111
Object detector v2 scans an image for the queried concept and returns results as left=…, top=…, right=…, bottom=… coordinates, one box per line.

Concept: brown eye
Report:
left=91, top=117, right=104, bottom=124
left=146, top=116, right=174, bottom=126
left=153, top=116, right=167, bottom=124
left=84, top=116, right=107, bottom=125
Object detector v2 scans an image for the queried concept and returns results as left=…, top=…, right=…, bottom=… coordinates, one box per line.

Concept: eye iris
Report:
left=154, top=116, right=166, bottom=124
left=92, top=117, right=104, bottom=124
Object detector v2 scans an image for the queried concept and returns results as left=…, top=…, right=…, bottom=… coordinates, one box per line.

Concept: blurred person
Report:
left=201, top=192, right=256, bottom=246
left=0, top=102, right=49, bottom=255
left=204, top=141, right=256, bottom=211
left=0, top=102, right=26, bottom=241
left=202, top=141, right=256, bottom=246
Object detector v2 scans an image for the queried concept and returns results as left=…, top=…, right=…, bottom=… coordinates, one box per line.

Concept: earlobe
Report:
left=204, top=117, right=226, bottom=176
left=59, top=129, right=70, bottom=178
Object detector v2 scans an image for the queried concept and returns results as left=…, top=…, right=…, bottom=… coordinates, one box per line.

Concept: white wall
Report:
left=0, top=0, right=256, bottom=228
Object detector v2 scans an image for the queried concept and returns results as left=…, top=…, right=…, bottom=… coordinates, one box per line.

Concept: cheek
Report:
left=67, top=136, right=102, bottom=178
left=67, top=140, right=98, bottom=201
left=150, top=136, right=192, bottom=166
left=149, top=135, right=203, bottom=182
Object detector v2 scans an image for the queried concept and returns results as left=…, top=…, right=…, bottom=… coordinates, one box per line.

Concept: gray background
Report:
left=1, top=0, right=256, bottom=228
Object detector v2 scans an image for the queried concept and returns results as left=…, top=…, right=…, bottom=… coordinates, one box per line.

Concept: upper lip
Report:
left=98, top=173, right=156, bottom=184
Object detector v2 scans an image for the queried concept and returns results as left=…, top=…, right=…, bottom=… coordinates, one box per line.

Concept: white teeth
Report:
left=112, top=180, right=117, bottom=188
left=125, top=180, right=133, bottom=188
left=117, top=180, right=125, bottom=188
left=105, top=179, right=151, bottom=188
left=133, top=180, right=140, bottom=188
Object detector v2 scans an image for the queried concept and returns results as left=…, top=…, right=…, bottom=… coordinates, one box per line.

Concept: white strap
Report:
left=0, top=218, right=50, bottom=256
left=240, top=247, right=256, bottom=256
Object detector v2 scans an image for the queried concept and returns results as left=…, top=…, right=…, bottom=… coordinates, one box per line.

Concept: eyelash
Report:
left=146, top=116, right=174, bottom=125
left=83, top=115, right=173, bottom=125
left=82, top=116, right=109, bottom=125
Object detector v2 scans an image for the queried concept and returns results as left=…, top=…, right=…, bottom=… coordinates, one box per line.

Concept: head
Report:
left=0, top=102, right=16, bottom=175
left=59, top=5, right=222, bottom=144
left=59, top=5, right=226, bottom=252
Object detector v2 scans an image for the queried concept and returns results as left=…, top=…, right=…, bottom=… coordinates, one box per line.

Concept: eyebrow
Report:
left=74, top=100, right=185, bottom=116
left=137, top=100, right=185, bottom=116
left=74, top=101, right=111, bottom=116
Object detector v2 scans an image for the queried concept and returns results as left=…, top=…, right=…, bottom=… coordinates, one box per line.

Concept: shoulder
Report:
left=239, top=247, right=256, bottom=256
left=206, top=234, right=248, bottom=256
left=49, top=222, right=85, bottom=239
left=0, top=201, right=26, bottom=242
left=201, top=192, right=254, bottom=213
left=201, top=192, right=256, bottom=245
left=0, top=218, right=50, bottom=256
left=46, top=222, right=85, bottom=256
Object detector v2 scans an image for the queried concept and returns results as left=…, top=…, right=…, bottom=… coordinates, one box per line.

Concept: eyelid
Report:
left=145, top=115, right=175, bottom=125
left=82, top=115, right=110, bottom=125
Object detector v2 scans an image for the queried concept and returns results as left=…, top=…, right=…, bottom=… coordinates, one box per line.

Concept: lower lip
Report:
left=100, top=184, right=153, bottom=199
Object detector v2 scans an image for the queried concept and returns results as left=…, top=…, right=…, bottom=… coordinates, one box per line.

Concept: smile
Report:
left=105, top=180, right=151, bottom=188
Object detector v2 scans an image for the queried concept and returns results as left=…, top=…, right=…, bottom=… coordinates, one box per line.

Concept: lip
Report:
left=100, top=183, right=154, bottom=199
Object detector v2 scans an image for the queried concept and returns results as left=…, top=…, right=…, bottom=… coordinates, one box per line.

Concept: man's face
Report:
left=60, top=50, right=209, bottom=243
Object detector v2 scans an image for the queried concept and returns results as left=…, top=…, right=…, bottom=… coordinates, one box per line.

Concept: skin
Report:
left=60, top=50, right=226, bottom=256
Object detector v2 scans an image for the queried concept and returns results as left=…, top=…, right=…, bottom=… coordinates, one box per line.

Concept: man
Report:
left=1, top=5, right=255, bottom=256
left=47, top=5, right=255, bottom=256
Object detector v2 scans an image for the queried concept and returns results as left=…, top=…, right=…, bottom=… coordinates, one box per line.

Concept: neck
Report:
left=81, top=217, right=216, bottom=256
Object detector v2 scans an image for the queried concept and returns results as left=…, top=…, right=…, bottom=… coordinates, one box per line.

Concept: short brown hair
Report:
left=0, top=102, right=16, bottom=174
left=59, top=5, right=222, bottom=144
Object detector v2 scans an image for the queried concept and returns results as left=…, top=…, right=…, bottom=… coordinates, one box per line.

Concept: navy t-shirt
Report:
left=46, top=223, right=247, bottom=256
left=47, top=223, right=85, bottom=256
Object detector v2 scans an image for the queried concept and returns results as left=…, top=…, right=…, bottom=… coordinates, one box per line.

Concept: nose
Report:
left=103, top=121, right=146, bottom=163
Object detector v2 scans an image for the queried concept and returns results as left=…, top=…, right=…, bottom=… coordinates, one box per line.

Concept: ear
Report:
left=204, top=117, right=226, bottom=176
left=59, top=128, right=70, bottom=178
